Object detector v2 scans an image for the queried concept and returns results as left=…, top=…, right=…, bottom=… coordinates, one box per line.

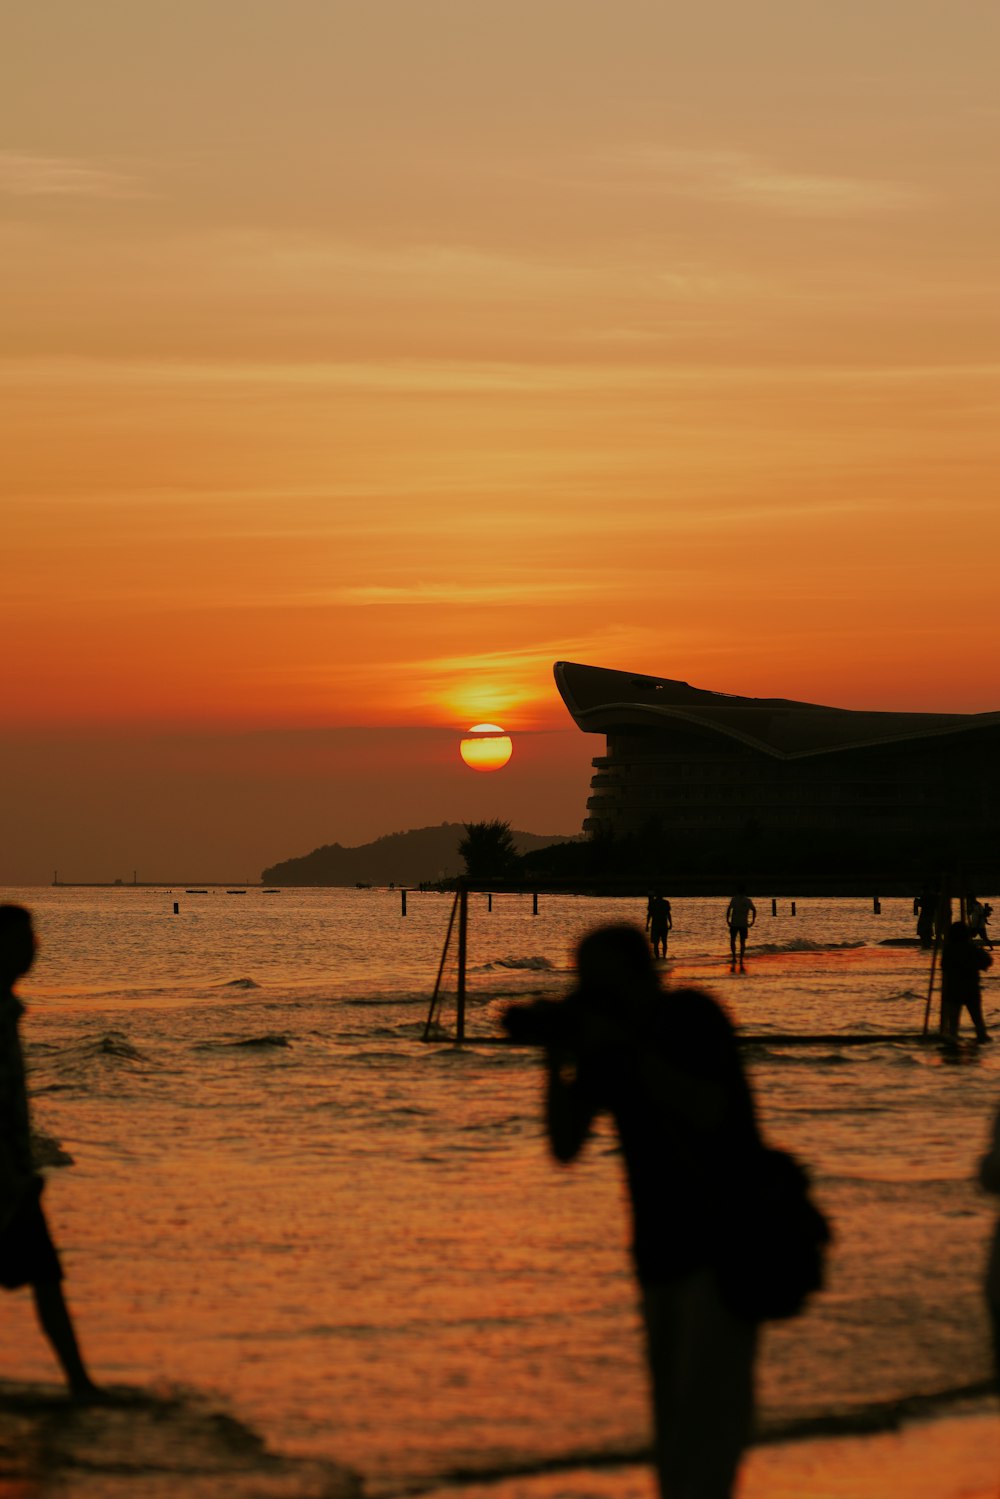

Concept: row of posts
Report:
left=402, top=888, right=539, bottom=916
left=406, top=892, right=884, bottom=918
left=170, top=891, right=883, bottom=918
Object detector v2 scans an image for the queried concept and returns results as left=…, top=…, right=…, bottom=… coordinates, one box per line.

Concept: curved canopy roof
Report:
left=554, top=662, right=1000, bottom=761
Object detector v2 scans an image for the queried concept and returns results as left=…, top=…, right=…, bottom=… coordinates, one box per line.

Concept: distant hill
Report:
left=260, top=823, right=580, bottom=887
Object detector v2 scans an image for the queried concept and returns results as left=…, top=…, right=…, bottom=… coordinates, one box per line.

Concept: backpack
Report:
left=715, top=1146, right=831, bottom=1322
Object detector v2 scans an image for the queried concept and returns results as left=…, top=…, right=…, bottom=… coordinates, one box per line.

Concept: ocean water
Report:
left=3, top=888, right=999, bottom=1495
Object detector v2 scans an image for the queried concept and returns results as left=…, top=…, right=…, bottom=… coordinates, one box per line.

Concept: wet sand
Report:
left=428, top=1408, right=1000, bottom=1499
left=1, top=1385, right=996, bottom=1499
left=0, top=1381, right=360, bottom=1499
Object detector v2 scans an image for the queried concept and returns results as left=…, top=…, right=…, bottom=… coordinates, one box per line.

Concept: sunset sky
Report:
left=3, top=1, right=999, bottom=882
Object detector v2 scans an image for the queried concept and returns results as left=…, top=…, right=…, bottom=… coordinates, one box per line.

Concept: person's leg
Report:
left=965, top=995, right=991, bottom=1043
left=32, top=1281, right=99, bottom=1397
left=643, top=1271, right=756, bottom=1499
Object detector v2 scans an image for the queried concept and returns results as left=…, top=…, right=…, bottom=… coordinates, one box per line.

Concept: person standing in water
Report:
left=543, top=925, right=761, bottom=1499
left=0, top=905, right=101, bottom=1399
left=726, top=888, right=756, bottom=965
left=941, top=920, right=992, bottom=1043
left=645, top=892, right=673, bottom=959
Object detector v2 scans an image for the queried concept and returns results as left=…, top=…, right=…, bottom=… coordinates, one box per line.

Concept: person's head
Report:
left=0, top=905, right=36, bottom=987
left=947, top=920, right=970, bottom=945
left=575, top=923, right=658, bottom=1004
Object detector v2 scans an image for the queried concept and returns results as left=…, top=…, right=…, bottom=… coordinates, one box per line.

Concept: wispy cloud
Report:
left=0, top=151, right=142, bottom=199
left=602, top=147, right=922, bottom=218
left=331, top=581, right=609, bottom=606
left=252, top=627, right=658, bottom=724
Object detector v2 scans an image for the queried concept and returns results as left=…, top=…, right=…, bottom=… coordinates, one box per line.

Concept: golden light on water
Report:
left=459, top=723, right=513, bottom=773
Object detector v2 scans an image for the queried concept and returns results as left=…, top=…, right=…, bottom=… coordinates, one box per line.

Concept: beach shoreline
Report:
left=1, top=1385, right=996, bottom=1499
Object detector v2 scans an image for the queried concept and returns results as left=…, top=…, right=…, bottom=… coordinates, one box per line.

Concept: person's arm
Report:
left=545, top=1050, right=599, bottom=1163
left=747, top=901, right=757, bottom=927
left=725, top=901, right=734, bottom=925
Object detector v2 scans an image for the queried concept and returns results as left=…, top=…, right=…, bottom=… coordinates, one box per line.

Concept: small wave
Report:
left=750, top=940, right=866, bottom=956
left=477, top=955, right=555, bottom=972
left=31, top=1129, right=74, bottom=1168
left=193, top=1033, right=292, bottom=1051
left=757, top=1381, right=997, bottom=1447
left=744, top=1047, right=858, bottom=1066
left=340, top=994, right=429, bottom=1008
left=217, top=977, right=260, bottom=989
left=97, top=1033, right=145, bottom=1059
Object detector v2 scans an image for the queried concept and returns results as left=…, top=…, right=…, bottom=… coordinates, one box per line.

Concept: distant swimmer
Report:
left=645, top=892, right=673, bottom=959
left=726, top=889, right=756, bottom=966
left=941, top=920, right=992, bottom=1044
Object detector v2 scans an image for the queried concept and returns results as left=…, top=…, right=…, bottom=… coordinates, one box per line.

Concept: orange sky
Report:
left=2, top=2, right=999, bottom=880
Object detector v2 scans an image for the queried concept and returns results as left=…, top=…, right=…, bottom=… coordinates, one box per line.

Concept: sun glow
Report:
left=459, top=723, right=514, bottom=773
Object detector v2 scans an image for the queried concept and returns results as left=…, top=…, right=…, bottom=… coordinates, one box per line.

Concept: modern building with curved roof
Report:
left=554, top=661, right=1000, bottom=882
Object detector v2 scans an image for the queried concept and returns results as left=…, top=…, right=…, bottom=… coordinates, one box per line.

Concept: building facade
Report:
left=554, top=661, right=1000, bottom=882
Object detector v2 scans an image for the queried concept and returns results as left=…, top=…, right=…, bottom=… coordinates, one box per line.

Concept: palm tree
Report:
left=458, top=819, right=521, bottom=884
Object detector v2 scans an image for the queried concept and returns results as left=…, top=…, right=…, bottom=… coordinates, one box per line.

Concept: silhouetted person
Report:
left=725, top=888, right=756, bottom=966
left=544, top=925, right=760, bottom=1499
left=933, top=889, right=953, bottom=944
left=0, top=905, right=100, bottom=1399
left=940, top=920, right=992, bottom=1043
left=645, top=892, right=673, bottom=959
left=978, top=1100, right=1000, bottom=1388
left=914, top=888, right=936, bottom=949
left=967, top=895, right=994, bottom=950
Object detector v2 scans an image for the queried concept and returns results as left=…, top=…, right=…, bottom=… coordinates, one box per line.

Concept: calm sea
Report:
left=3, top=887, right=999, bottom=1494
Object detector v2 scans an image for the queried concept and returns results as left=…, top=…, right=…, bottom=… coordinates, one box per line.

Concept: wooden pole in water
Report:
left=401, top=889, right=407, bottom=917
left=456, top=885, right=468, bottom=1043
left=423, top=889, right=460, bottom=1040
left=532, top=892, right=539, bottom=916
left=923, top=877, right=951, bottom=1038
left=922, top=939, right=941, bottom=1037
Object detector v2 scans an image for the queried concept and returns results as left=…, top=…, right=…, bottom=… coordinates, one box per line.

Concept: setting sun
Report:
left=459, top=724, right=514, bottom=773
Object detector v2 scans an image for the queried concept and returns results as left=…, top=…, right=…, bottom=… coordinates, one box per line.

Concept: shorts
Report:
left=0, top=1190, right=63, bottom=1289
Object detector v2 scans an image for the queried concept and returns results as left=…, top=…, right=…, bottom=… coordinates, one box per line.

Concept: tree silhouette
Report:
left=458, top=819, right=521, bottom=883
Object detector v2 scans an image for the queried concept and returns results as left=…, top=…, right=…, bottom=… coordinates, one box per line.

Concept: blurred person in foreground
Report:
left=978, top=1101, right=1000, bottom=1388
left=0, top=904, right=100, bottom=1399
left=517, top=924, right=761, bottom=1499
